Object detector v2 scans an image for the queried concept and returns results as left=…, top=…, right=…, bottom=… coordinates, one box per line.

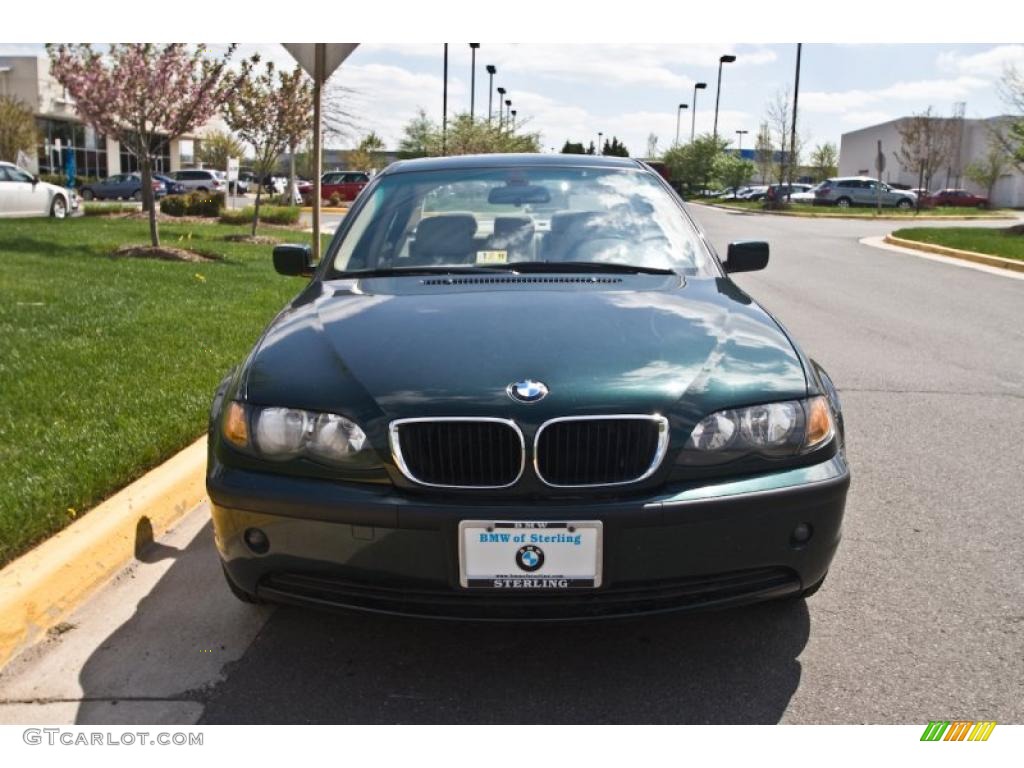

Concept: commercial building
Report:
left=839, top=116, right=1023, bottom=207
left=0, top=55, right=220, bottom=179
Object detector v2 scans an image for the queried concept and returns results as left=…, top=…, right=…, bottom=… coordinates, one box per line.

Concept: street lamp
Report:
left=690, top=82, right=706, bottom=143
left=486, top=65, right=496, bottom=123
left=496, top=86, right=506, bottom=127
left=469, top=44, right=479, bottom=121
left=735, top=129, right=749, bottom=153
left=713, top=54, right=736, bottom=142
left=675, top=103, right=688, bottom=146
left=442, top=44, right=449, bottom=155
left=597, top=131, right=603, bottom=155
left=510, top=109, right=517, bottom=130
left=504, top=99, right=512, bottom=130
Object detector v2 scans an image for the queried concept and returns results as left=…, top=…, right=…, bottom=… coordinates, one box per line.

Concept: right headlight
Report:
left=222, top=402, right=372, bottom=466
left=678, top=396, right=834, bottom=465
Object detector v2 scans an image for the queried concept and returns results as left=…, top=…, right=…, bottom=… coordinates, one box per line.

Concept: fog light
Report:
left=244, top=527, right=270, bottom=554
left=791, top=522, right=813, bottom=546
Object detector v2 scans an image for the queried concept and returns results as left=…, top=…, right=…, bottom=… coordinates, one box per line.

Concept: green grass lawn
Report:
left=0, top=215, right=327, bottom=565
left=702, top=199, right=1010, bottom=218
left=891, top=226, right=1024, bottom=261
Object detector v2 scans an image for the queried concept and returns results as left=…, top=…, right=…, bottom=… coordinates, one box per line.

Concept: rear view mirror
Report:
left=487, top=184, right=551, bottom=206
left=273, top=244, right=315, bottom=277
left=725, top=241, right=769, bottom=273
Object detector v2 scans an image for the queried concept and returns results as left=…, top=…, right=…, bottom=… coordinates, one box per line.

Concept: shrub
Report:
left=40, top=173, right=101, bottom=188
left=160, top=191, right=226, bottom=217
left=329, top=192, right=342, bottom=207
left=219, top=205, right=300, bottom=226
left=82, top=202, right=135, bottom=217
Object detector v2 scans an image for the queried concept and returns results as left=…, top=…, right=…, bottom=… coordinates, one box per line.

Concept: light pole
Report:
left=788, top=43, right=803, bottom=194
left=497, top=86, right=506, bottom=127
left=675, top=103, right=688, bottom=146
left=713, top=54, right=736, bottom=142
left=469, top=44, right=479, bottom=121
left=691, top=82, right=706, bottom=143
left=486, top=65, right=496, bottom=124
left=598, top=131, right=603, bottom=155
left=442, top=44, right=449, bottom=155
left=510, top=109, right=517, bottom=130
left=735, top=129, right=748, bottom=153
left=504, top=99, right=512, bottom=130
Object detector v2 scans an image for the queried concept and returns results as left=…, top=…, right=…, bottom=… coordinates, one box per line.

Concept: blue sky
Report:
left=5, top=43, right=1022, bottom=157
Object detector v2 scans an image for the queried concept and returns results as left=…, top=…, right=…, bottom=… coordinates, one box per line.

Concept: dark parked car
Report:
left=207, top=154, right=849, bottom=619
left=923, top=188, right=989, bottom=209
left=154, top=173, right=187, bottom=195
left=80, top=172, right=165, bottom=201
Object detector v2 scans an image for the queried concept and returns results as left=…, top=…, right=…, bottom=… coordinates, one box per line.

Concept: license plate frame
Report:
left=458, top=520, right=603, bottom=590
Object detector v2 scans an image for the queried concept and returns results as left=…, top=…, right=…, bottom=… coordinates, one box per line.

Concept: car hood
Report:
left=242, top=275, right=807, bottom=432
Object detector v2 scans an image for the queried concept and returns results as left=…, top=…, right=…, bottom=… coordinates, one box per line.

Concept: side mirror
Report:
left=725, top=241, right=769, bottom=273
left=273, top=244, right=315, bottom=277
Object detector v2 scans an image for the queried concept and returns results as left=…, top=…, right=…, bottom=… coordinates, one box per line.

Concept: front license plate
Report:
left=459, top=520, right=603, bottom=589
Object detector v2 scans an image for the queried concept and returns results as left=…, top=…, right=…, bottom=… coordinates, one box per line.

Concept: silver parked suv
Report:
left=814, top=176, right=916, bottom=209
left=172, top=169, right=226, bottom=193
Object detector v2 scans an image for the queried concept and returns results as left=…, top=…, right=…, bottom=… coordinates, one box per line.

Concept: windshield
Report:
left=328, top=166, right=713, bottom=277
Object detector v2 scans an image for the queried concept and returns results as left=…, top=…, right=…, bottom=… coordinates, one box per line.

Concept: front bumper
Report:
left=209, top=455, right=849, bottom=620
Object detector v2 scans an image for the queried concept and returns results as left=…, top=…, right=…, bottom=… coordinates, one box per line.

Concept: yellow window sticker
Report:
left=476, top=250, right=508, bottom=264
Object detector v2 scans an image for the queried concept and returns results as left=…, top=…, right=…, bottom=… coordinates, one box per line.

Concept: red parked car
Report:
left=305, top=171, right=370, bottom=205
left=924, top=188, right=989, bottom=208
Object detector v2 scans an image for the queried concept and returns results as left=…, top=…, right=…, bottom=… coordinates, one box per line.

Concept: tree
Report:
left=964, top=138, right=1009, bottom=207
left=224, top=61, right=312, bottom=235
left=585, top=141, right=596, bottom=155
left=396, top=110, right=540, bottom=157
left=662, top=133, right=728, bottom=195
left=347, top=131, right=387, bottom=172
left=809, top=142, right=838, bottom=181
left=754, top=122, right=773, bottom=183
left=997, top=65, right=1024, bottom=173
left=48, top=44, right=246, bottom=248
left=895, top=107, right=956, bottom=210
left=561, top=140, right=587, bottom=154
left=0, top=96, right=36, bottom=164
left=602, top=136, right=629, bottom=157
left=714, top=152, right=755, bottom=193
left=646, top=133, right=659, bottom=159
left=321, top=82, right=359, bottom=146
left=197, top=130, right=244, bottom=172
left=764, top=89, right=804, bottom=186
left=398, top=109, right=436, bottom=159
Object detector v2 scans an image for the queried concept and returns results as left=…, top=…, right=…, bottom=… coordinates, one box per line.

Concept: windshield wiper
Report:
left=499, top=261, right=677, bottom=276
left=337, top=265, right=513, bottom=278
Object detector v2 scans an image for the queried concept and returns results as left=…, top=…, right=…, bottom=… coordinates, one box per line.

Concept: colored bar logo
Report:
left=921, top=721, right=996, bottom=741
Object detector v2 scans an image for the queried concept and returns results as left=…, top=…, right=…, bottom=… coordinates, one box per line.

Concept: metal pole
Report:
left=469, top=44, right=479, bottom=121
left=787, top=43, right=802, bottom=197
left=713, top=60, right=723, bottom=142
left=442, top=44, right=448, bottom=155
left=312, top=43, right=324, bottom=262
left=676, top=105, right=682, bottom=146
left=598, top=132, right=603, bottom=155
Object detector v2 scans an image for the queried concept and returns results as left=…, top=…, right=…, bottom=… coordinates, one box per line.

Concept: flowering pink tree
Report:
left=47, top=44, right=248, bottom=247
left=224, top=62, right=312, bottom=235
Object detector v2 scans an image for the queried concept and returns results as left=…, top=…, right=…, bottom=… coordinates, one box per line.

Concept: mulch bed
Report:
left=112, top=245, right=218, bottom=263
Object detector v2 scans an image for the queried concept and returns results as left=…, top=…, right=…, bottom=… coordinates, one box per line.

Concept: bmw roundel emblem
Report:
left=507, top=379, right=549, bottom=403
left=516, top=545, right=545, bottom=572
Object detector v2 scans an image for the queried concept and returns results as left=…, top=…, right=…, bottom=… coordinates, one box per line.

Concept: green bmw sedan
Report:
left=207, top=153, right=850, bottom=619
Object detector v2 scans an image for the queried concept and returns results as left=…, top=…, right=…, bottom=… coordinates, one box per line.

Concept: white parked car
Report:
left=790, top=183, right=824, bottom=203
left=0, top=161, right=79, bottom=219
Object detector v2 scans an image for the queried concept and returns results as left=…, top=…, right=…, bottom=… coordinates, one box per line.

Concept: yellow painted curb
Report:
left=0, top=436, right=208, bottom=670
left=299, top=206, right=350, bottom=214
left=883, top=234, right=1024, bottom=273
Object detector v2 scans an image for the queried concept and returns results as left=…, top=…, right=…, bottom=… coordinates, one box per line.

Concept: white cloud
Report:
left=937, top=45, right=1024, bottom=77
left=801, top=76, right=986, bottom=114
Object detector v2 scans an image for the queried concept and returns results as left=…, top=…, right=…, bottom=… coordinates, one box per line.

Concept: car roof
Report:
left=382, top=153, right=644, bottom=176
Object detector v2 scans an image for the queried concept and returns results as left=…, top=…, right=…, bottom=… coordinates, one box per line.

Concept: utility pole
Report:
left=442, top=44, right=449, bottom=155
left=469, top=44, right=479, bottom=121
left=787, top=43, right=802, bottom=199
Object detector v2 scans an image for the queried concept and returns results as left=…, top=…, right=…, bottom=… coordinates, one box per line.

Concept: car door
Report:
left=1, top=165, right=44, bottom=215
left=0, top=166, right=18, bottom=216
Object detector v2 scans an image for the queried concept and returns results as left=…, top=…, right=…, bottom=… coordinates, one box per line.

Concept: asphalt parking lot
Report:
left=1, top=206, right=1021, bottom=724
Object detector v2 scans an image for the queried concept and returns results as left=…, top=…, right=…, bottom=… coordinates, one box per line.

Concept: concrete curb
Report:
left=883, top=234, right=1024, bottom=273
left=299, top=206, right=350, bottom=214
left=690, top=201, right=1017, bottom=221
left=0, top=437, right=208, bottom=671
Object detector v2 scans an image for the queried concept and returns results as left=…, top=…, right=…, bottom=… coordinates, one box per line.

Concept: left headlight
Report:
left=222, top=402, right=370, bottom=465
left=678, top=396, right=835, bottom=465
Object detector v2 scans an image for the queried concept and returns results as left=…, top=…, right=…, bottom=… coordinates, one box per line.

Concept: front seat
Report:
left=488, top=216, right=535, bottom=262
left=408, top=213, right=478, bottom=265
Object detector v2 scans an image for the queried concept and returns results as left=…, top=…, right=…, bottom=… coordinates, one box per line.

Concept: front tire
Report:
left=50, top=196, right=68, bottom=219
left=835, top=197, right=852, bottom=208
left=81, top=189, right=94, bottom=201
left=897, top=199, right=913, bottom=209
